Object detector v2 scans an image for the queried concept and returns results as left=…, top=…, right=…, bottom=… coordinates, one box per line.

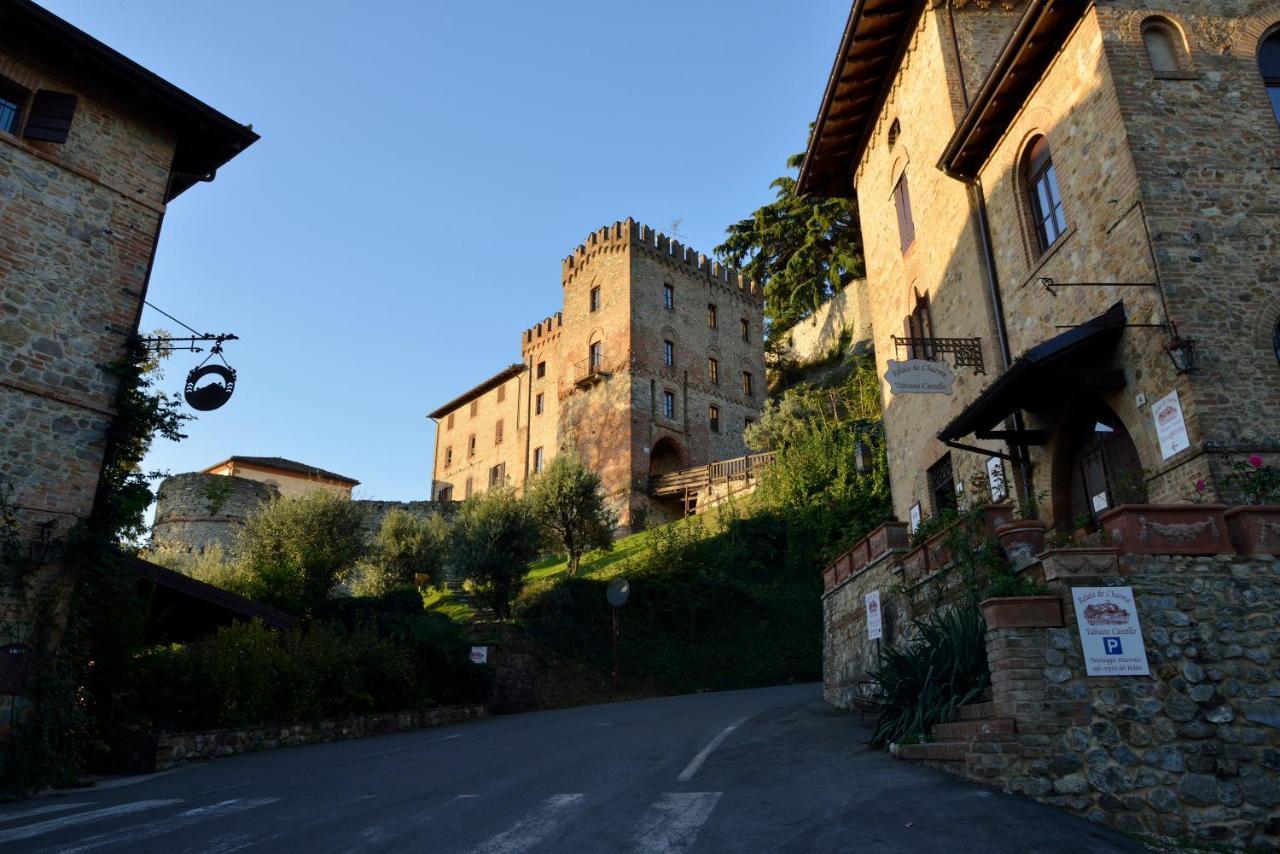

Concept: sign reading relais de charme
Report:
left=884, top=359, right=955, bottom=395
left=1071, top=587, right=1150, bottom=677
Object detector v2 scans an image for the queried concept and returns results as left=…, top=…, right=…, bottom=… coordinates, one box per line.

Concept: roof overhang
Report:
left=0, top=0, right=259, bottom=200
left=427, top=363, right=526, bottom=420
left=938, top=301, right=1127, bottom=443
left=938, top=0, right=1089, bottom=181
left=131, top=555, right=296, bottom=643
left=797, top=0, right=925, bottom=198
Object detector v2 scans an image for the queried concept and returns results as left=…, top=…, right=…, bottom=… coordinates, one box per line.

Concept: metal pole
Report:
left=612, top=607, right=620, bottom=684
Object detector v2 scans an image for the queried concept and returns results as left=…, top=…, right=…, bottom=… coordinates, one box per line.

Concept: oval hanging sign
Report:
left=184, top=363, right=237, bottom=411
left=884, top=359, right=955, bottom=395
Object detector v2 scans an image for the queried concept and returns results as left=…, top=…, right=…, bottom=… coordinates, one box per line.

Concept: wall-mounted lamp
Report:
left=1164, top=326, right=1197, bottom=374
left=855, top=440, right=868, bottom=474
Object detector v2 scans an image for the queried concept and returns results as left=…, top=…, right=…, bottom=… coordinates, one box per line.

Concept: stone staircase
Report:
left=897, top=700, right=1016, bottom=764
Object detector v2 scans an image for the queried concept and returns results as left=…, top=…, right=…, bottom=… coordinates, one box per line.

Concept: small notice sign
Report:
left=865, top=591, right=882, bottom=641
left=1071, top=587, right=1150, bottom=677
left=986, top=457, right=1007, bottom=502
left=884, top=359, right=955, bottom=395
left=1152, top=390, right=1190, bottom=460
left=469, top=646, right=489, bottom=665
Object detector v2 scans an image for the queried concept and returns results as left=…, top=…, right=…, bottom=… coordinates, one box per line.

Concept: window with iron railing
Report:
left=589, top=341, right=603, bottom=372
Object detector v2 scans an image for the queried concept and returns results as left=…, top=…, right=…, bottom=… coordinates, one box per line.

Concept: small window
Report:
left=904, top=292, right=934, bottom=360
left=663, top=340, right=674, bottom=367
left=663, top=284, right=674, bottom=310
left=927, top=454, right=957, bottom=517
left=537, top=361, right=546, bottom=379
left=887, top=118, right=900, bottom=148
left=0, top=77, right=29, bottom=136
left=742, top=372, right=753, bottom=397
left=1024, top=136, right=1068, bottom=253
left=447, top=412, right=455, bottom=430
left=489, top=463, right=505, bottom=487
left=445, top=446, right=453, bottom=468
left=533, top=447, right=545, bottom=473
left=470, top=400, right=479, bottom=418
left=1259, top=31, right=1280, bottom=125
left=536, top=392, right=545, bottom=415
left=22, top=90, right=78, bottom=144
left=709, top=405, right=720, bottom=433
left=708, top=303, right=718, bottom=330
left=740, top=318, right=750, bottom=342
left=468, top=434, right=477, bottom=458
left=707, top=358, right=719, bottom=385
left=497, top=383, right=506, bottom=403
left=437, top=485, right=453, bottom=501
left=589, top=341, right=603, bottom=371
left=893, top=172, right=915, bottom=253
left=663, top=390, right=675, bottom=419
left=495, top=419, right=504, bottom=445
left=590, top=286, right=601, bottom=312
left=465, top=476, right=474, bottom=499
left=1143, top=18, right=1189, bottom=77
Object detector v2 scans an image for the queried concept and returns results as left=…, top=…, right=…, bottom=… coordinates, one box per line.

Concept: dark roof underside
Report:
left=1, top=0, right=259, bottom=200
left=428, top=364, right=525, bottom=419
left=797, top=0, right=925, bottom=198
left=939, top=0, right=1088, bottom=180
left=938, top=301, right=1127, bottom=441
left=210, top=456, right=360, bottom=485
left=132, top=555, right=296, bottom=642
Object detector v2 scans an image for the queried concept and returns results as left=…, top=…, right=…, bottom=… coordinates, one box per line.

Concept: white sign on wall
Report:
left=469, top=646, right=489, bottom=665
left=908, top=503, right=922, bottom=535
left=865, top=591, right=883, bottom=641
left=986, top=457, right=1007, bottom=502
left=1152, top=390, right=1190, bottom=460
left=1071, top=587, right=1150, bottom=677
left=884, top=359, right=956, bottom=395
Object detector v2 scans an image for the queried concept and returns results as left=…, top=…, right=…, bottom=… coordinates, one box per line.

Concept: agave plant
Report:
left=867, top=605, right=990, bottom=748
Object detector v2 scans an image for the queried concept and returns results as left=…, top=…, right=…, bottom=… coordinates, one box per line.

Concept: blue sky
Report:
left=44, top=0, right=850, bottom=501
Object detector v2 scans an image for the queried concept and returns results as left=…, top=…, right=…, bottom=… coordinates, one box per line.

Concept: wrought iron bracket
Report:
left=1038, top=277, right=1159, bottom=297
left=137, top=332, right=239, bottom=354
left=891, top=336, right=985, bottom=375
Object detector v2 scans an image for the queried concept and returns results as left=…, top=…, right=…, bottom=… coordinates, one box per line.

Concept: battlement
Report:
left=523, top=311, right=564, bottom=348
left=561, top=217, right=762, bottom=301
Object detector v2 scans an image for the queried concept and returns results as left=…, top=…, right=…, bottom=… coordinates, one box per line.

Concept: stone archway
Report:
left=1053, top=398, right=1143, bottom=528
left=650, top=437, right=685, bottom=477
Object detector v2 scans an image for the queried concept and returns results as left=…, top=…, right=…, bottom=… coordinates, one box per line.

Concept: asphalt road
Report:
left=0, top=683, right=1142, bottom=853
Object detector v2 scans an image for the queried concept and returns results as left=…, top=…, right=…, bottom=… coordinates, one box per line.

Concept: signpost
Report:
left=1071, top=587, right=1150, bottom=677
left=607, top=578, right=630, bottom=684
left=884, top=359, right=956, bottom=395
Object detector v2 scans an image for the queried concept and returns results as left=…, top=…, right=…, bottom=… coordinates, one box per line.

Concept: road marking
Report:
left=367, top=732, right=463, bottom=758
left=677, top=716, right=749, bottom=781
left=359, top=793, right=478, bottom=847
left=0, top=803, right=95, bottom=825
left=632, top=792, right=722, bottom=854
left=0, top=800, right=181, bottom=844
left=49, top=798, right=279, bottom=854
left=467, top=793, right=584, bottom=854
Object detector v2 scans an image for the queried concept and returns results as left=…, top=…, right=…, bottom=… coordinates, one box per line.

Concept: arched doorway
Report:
left=650, top=437, right=684, bottom=477
left=1056, top=399, right=1142, bottom=527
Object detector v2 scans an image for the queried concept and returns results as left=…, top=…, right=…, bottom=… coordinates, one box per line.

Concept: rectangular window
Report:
left=533, top=446, right=544, bottom=473
left=893, top=172, right=916, bottom=253
left=740, top=318, right=750, bottom=342
left=495, top=419, right=504, bottom=445
left=445, top=446, right=453, bottom=468
left=663, top=340, right=674, bottom=367
left=707, top=303, right=717, bottom=330
left=468, top=434, right=477, bottom=458
left=447, top=412, right=455, bottom=430
left=663, top=284, right=674, bottom=310
left=707, top=358, right=719, bottom=385
left=536, top=392, right=545, bottom=415
left=742, top=372, right=753, bottom=397
left=589, top=341, right=603, bottom=371
left=470, top=400, right=478, bottom=417
left=0, top=77, right=28, bottom=136
left=709, top=405, right=720, bottom=433
left=497, top=383, right=506, bottom=403
left=590, top=286, right=601, bottom=312
left=489, top=463, right=505, bottom=487
left=904, top=293, right=934, bottom=360
left=465, top=476, right=474, bottom=499
left=927, top=453, right=958, bottom=517
left=437, top=485, right=453, bottom=501
left=22, top=90, right=78, bottom=144
left=537, top=361, right=546, bottom=378
left=663, top=390, right=675, bottom=419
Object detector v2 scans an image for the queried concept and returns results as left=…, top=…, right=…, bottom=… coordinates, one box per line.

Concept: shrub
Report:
left=868, top=605, right=990, bottom=748
left=354, top=509, right=449, bottom=596
left=526, top=453, right=615, bottom=576
left=450, top=488, right=540, bottom=619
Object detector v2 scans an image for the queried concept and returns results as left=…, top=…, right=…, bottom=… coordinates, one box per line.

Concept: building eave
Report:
left=427, top=364, right=526, bottom=420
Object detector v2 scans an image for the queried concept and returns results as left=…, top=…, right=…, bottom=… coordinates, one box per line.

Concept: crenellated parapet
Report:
left=561, top=217, right=762, bottom=303
left=522, top=311, right=564, bottom=352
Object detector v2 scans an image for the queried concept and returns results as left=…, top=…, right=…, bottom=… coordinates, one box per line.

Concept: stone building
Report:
left=202, top=455, right=359, bottom=500
left=799, top=0, right=1280, bottom=530
left=0, top=5, right=255, bottom=570
left=428, top=219, right=766, bottom=529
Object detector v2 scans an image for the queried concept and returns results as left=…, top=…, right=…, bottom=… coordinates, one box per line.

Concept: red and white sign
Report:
left=469, top=646, right=489, bottom=665
left=1153, top=390, right=1190, bottom=460
left=865, top=591, right=882, bottom=641
left=1071, top=587, right=1150, bottom=677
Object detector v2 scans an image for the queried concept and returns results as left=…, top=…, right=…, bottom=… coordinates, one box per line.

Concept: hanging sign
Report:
left=1152, top=390, right=1190, bottom=460
left=1071, top=587, right=1150, bottom=677
left=865, top=591, right=883, bottom=640
left=884, top=359, right=955, bottom=395
left=986, top=457, right=1007, bottom=502
left=469, top=646, right=489, bottom=665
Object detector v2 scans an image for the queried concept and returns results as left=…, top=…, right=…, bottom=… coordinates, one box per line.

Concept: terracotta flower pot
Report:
left=849, top=538, right=871, bottom=574
left=982, top=504, right=1015, bottom=539
left=822, top=565, right=837, bottom=592
left=979, top=595, right=1064, bottom=629
left=1039, top=547, right=1120, bottom=583
left=899, top=542, right=930, bottom=583
left=996, top=519, right=1049, bottom=569
left=1098, top=504, right=1231, bottom=555
left=1223, top=506, right=1280, bottom=555
left=868, top=521, right=909, bottom=560
left=834, top=553, right=852, bottom=583
left=924, top=528, right=954, bottom=570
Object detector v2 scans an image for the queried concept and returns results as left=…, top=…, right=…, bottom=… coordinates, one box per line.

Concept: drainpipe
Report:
left=428, top=415, right=440, bottom=500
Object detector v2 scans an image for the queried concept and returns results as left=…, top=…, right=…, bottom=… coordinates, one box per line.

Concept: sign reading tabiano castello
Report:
left=884, top=359, right=955, bottom=395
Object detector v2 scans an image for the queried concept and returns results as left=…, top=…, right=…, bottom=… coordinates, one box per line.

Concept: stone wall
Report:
left=823, top=551, right=904, bottom=709
left=775, top=279, right=871, bottom=366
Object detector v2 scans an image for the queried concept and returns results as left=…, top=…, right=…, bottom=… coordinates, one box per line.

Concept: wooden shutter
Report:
left=894, top=173, right=915, bottom=252
left=23, top=90, right=78, bottom=143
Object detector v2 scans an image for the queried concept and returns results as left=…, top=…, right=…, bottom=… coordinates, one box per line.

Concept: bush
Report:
left=450, top=488, right=540, bottom=619
left=526, top=453, right=615, bottom=576
left=353, top=509, right=449, bottom=596
left=868, top=605, right=990, bottom=748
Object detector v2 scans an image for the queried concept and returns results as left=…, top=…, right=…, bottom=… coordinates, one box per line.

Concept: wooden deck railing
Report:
left=649, top=451, right=775, bottom=498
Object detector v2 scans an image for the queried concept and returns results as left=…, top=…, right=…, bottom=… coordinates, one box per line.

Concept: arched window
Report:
left=1259, top=30, right=1280, bottom=124
left=1142, top=18, right=1184, bottom=76
left=1024, top=136, right=1068, bottom=253
left=887, top=118, right=900, bottom=148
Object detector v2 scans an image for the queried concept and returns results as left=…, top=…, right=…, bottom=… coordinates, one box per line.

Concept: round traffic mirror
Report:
left=606, top=578, right=630, bottom=608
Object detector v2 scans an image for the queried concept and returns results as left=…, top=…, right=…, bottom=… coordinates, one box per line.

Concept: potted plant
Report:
left=902, top=510, right=955, bottom=583
left=978, top=561, right=1063, bottom=629
left=995, top=493, right=1047, bottom=570
left=1038, top=526, right=1120, bottom=583
left=1223, top=454, right=1280, bottom=555
left=1098, top=467, right=1231, bottom=555
left=867, top=520, right=910, bottom=561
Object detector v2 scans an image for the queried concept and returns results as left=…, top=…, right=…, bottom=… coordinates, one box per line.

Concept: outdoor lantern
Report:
left=1164, top=329, right=1197, bottom=374
left=855, top=440, right=868, bottom=474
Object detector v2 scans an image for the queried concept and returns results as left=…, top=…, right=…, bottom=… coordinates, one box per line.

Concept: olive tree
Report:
left=361, top=508, right=450, bottom=595
left=449, top=488, right=540, bottom=619
left=526, top=453, right=615, bottom=576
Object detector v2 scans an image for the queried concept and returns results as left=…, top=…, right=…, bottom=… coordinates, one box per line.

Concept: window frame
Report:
left=707, top=357, right=719, bottom=385
left=444, top=446, right=453, bottom=468
left=495, top=419, right=504, bottom=445
left=1024, top=136, right=1069, bottom=254
left=893, top=171, right=916, bottom=254
left=709, top=405, right=720, bottom=433
left=533, top=447, right=545, bottom=474
left=536, top=361, right=546, bottom=379
left=535, top=392, right=545, bottom=415
left=662, top=390, right=675, bottom=419
left=663, top=284, right=674, bottom=310
left=468, top=434, right=477, bottom=458
left=742, top=371, right=753, bottom=397
left=663, top=339, right=674, bottom=367
left=589, top=286, right=601, bottom=312
left=0, top=76, right=29, bottom=136
left=707, top=303, right=718, bottom=330
left=740, top=318, right=750, bottom=342
left=589, top=341, right=603, bottom=372
left=1260, top=29, right=1280, bottom=126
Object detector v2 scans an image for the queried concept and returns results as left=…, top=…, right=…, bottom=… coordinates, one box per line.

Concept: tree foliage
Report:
left=526, top=453, right=615, bottom=576
left=361, top=509, right=450, bottom=595
left=716, top=149, right=863, bottom=332
left=450, top=488, right=541, bottom=619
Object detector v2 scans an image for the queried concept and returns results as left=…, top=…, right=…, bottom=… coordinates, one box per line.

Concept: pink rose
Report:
left=1195, top=478, right=1206, bottom=494
left=1248, top=454, right=1264, bottom=469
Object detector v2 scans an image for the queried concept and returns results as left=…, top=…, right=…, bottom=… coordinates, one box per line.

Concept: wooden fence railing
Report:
left=649, top=451, right=776, bottom=499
